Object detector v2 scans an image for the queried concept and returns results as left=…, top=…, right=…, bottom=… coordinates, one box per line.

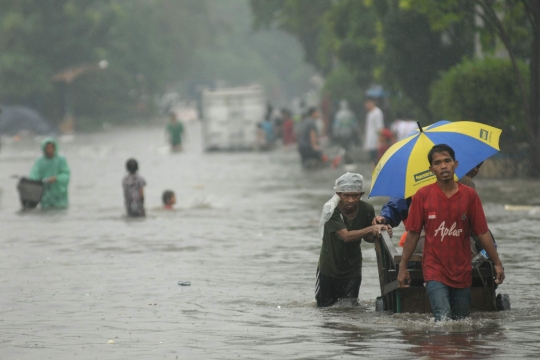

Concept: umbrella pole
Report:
left=417, top=121, right=424, bottom=133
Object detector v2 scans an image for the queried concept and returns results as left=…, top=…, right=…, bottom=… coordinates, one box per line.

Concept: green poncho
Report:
left=167, top=122, right=184, bottom=146
left=29, top=138, right=70, bottom=209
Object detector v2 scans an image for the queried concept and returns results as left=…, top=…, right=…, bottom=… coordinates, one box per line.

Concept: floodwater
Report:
left=0, top=122, right=539, bottom=359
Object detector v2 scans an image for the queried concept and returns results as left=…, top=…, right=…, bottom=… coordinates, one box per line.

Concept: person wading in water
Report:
left=398, top=144, right=504, bottom=321
left=315, top=172, right=392, bottom=307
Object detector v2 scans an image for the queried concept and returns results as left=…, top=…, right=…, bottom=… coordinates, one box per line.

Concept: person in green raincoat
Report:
left=29, top=138, right=70, bottom=209
left=166, top=112, right=184, bottom=151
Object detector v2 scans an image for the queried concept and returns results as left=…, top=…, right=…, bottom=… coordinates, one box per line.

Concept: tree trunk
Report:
left=529, top=2, right=540, bottom=177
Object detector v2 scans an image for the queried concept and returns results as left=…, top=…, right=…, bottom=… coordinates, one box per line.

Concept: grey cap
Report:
left=334, top=172, right=363, bottom=193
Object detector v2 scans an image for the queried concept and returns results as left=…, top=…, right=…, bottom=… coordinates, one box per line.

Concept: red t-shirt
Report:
left=406, top=183, right=489, bottom=288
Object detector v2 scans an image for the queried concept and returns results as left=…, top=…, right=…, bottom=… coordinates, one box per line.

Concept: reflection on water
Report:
left=0, top=123, right=539, bottom=359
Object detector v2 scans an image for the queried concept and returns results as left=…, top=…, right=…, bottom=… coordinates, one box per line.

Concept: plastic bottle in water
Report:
left=471, top=242, right=498, bottom=268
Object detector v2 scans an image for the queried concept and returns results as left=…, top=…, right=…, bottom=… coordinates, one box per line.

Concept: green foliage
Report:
left=430, top=57, right=529, bottom=148
left=250, top=0, right=332, bottom=72
left=403, top=0, right=532, bottom=59
left=0, top=0, right=314, bottom=127
left=0, top=0, right=116, bottom=100
left=322, top=65, right=365, bottom=116
left=252, top=0, right=473, bottom=121
left=387, top=92, right=428, bottom=123
left=185, top=1, right=315, bottom=103
left=319, top=0, right=378, bottom=88
left=374, top=0, right=474, bottom=120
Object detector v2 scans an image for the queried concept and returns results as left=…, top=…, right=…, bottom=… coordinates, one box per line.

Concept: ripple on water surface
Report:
left=0, top=124, right=539, bottom=359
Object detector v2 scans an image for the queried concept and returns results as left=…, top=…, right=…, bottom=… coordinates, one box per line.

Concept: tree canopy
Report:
left=0, top=0, right=314, bottom=126
left=251, top=0, right=540, bottom=176
left=251, top=0, right=473, bottom=122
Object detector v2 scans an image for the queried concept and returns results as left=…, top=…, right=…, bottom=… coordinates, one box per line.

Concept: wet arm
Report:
left=310, top=129, right=320, bottom=151
left=477, top=231, right=505, bottom=284
left=336, top=224, right=389, bottom=244
left=397, top=230, right=421, bottom=287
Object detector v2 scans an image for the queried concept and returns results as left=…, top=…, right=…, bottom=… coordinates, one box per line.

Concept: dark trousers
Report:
left=315, top=268, right=362, bottom=307
left=299, top=146, right=322, bottom=165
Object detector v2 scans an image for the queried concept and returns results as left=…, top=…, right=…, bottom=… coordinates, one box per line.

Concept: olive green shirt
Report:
left=318, top=201, right=375, bottom=278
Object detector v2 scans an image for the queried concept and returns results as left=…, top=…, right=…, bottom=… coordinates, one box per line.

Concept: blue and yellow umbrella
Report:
left=369, top=120, right=502, bottom=199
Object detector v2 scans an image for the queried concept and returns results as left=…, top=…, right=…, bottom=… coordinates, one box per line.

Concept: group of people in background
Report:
left=25, top=98, right=413, bottom=215
left=258, top=96, right=417, bottom=170
left=24, top=124, right=181, bottom=218
left=256, top=106, right=297, bottom=151
left=301, top=97, right=398, bottom=168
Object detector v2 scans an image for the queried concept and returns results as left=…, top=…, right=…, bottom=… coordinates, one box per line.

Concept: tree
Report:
left=0, top=1, right=119, bottom=101
left=318, top=0, right=378, bottom=93
left=250, top=0, right=333, bottom=73
left=0, top=0, right=314, bottom=127
left=430, top=57, right=529, bottom=150
left=373, top=1, right=474, bottom=120
left=251, top=0, right=473, bottom=122
left=405, top=0, right=540, bottom=176
left=0, top=0, right=215, bottom=125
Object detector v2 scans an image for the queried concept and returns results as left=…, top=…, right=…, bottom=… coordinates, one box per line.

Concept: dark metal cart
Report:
left=374, top=230, right=510, bottom=313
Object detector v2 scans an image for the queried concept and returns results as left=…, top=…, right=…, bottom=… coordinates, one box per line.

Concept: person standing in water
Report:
left=397, top=144, right=504, bottom=321
left=315, top=172, right=392, bottom=307
left=298, top=107, right=324, bottom=168
left=29, top=138, right=70, bottom=209
left=122, top=158, right=146, bottom=217
left=166, top=112, right=184, bottom=152
left=363, top=98, right=384, bottom=165
left=332, top=100, right=358, bottom=164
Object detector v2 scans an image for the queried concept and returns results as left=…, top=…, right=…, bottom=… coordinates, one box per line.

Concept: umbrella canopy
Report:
left=369, top=120, right=502, bottom=199
left=0, top=105, right=57, bottom=136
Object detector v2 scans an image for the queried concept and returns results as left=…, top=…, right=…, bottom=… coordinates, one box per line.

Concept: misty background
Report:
left=1, top=0, right=539, bottom=172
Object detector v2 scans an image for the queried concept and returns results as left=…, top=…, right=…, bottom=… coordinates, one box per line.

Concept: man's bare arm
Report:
left=397, top=230, right=421, bottom=288
left=477, top=231, right=505, bottom=284
left=309, top=129, right=320, bottom=151
left=336, top=224, right=391, bottom=244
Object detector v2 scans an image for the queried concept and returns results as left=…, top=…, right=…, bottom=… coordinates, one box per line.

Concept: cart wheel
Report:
left=375, top=296, right=385, bottom=312
left=496, top=293, right=511, bottom=311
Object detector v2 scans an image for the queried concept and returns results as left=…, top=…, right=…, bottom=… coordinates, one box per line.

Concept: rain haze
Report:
left=1, top=1, right=540, bottom=359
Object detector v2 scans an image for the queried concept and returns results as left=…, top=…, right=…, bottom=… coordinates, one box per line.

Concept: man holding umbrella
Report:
left=397, top=144, right=504, bottom=321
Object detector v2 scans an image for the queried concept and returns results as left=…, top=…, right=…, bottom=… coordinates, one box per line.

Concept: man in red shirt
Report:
left=397, top=144, right=505, bottom=321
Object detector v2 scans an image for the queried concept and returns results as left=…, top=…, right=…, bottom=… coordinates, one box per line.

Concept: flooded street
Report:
left=1, top=122, right=539, bottom=359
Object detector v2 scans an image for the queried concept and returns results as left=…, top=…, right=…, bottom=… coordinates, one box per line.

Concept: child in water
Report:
left=162, top=190, right=176, bottom=210
left=122, top=158, right=146, bottom=217
left=166, top=112, right=184, bottom=152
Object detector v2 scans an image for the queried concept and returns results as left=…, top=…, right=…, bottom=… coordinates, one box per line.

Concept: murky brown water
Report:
left=1, top=122, right=539, bottom=359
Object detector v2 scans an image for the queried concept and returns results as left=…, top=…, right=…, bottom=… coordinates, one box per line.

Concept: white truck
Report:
left=201, top=85, right=266, bottom=151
